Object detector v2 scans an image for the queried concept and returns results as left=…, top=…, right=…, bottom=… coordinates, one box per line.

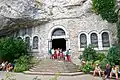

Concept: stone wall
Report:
left=16, top=0, right=117, bottom=64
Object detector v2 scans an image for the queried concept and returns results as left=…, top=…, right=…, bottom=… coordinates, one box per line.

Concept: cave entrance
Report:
left=52, top=38, right=66, bottom=51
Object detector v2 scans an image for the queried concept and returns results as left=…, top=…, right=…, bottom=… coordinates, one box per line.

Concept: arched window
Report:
left=102, top=32, right=110, bottom=47
left=80, top=33, right=87, bottom=48
left=22, top=28, right=27, bottom=36
left=52, top=28, right=65, bottom=36
left=91, top=33, right=98, bottom=47
left=25, top=37, right=30, bottom=48
left=17, top=37, right=22, bottom=40
left=33, top=36, right=38, bottom=49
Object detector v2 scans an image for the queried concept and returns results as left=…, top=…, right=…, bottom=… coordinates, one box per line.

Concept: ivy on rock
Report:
left=92, top=0, right=118, bottom=23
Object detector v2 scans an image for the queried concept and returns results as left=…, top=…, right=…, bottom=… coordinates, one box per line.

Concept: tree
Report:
left=92, top=0, right=118, bottom=23
left=0, top=37, right=28, bottom=62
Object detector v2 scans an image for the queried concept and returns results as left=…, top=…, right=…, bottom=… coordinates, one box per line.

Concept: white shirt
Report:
left=51, top=49, right=54, bottom=54
left=1, top=63, right=5, bottom=67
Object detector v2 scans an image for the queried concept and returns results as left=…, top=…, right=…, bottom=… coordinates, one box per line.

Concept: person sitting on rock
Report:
left=1, top=61, right=5, bottom=71
left=110, top=65, right=119, bottom=80
left=6, top=63, right=13, bottom=72
left=103, top=64, right=111, bottom=79
left=93, top=64, right=102, bottom=77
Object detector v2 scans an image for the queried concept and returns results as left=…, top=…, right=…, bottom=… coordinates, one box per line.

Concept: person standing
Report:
left=51, top=48, right=55, bottom=59
left=60, top=48, right=63, bottom=59
left=66, top=49, right=72, bottom=62
left=49, top=48, right=52, bottom=59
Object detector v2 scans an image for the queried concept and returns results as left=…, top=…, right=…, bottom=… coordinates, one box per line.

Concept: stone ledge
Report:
left=90, top=71, right=120, bottom=79
left=23, top=71, right=84, bottom=76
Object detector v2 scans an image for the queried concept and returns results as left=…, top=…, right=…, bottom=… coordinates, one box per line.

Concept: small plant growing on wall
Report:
left=1, top=73, right=16, bottom=80
left=32, top=76, right=41, bottom=80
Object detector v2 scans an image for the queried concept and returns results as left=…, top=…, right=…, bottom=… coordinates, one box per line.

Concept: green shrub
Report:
left=32, top=76, right=41, bottom=80
left=49, top=73, right=60, bottom=80
left=0, top=37, right=28, bottom=62
left=99, top=58, right=110, bottom=70
left=107, top=46, right=120, bottom=65
left=81, top=45, right=97, bottom=61
left=94, top=60, right=101, bottom=65
left=80, top=61, right=94, bottom=73
left=14, top=55, right=30, bottom=72
left=95, top=52, right=106, bottom=61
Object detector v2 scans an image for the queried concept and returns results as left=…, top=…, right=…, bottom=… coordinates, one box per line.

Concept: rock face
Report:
left=0, top=0, right=118, bottom=64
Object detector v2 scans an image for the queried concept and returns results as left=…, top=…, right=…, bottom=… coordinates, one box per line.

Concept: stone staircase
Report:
left=29, top=59, right=79, bottom=73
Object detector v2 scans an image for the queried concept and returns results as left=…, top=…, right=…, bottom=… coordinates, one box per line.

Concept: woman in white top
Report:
left=110, top=65, right=119, bottom=80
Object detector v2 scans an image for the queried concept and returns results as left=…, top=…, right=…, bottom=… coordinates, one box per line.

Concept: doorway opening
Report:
left=52, top=38, right=66, bottom=51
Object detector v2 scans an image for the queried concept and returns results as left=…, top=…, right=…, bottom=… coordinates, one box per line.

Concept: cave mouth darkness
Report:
left=52, top=38, right=66, bottom=51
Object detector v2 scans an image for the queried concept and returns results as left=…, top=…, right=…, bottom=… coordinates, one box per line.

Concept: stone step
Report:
left=24, top=71, right=84, bottom=76
left=29, top=59, right=79, bottom=73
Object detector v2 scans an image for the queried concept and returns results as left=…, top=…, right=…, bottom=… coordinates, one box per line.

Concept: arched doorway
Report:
left=52, top=28, right=66, bottom=51
left=48, top=26, right=70, bottom=51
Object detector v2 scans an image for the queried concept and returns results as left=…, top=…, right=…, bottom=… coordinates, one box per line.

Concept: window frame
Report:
left=32, top=36, right=39, bottom=49
left=90, top=33, right=98, bottom=48
left=80, top=33, right=87, bottom=48
left=102, top=32, right=110, bottom=47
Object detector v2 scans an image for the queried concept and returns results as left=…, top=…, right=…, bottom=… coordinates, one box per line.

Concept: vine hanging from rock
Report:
left=92, top=0, right=118, bottom=23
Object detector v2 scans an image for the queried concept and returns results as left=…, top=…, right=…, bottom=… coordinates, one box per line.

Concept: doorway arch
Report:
left=48, top=26, right=70, bottom=51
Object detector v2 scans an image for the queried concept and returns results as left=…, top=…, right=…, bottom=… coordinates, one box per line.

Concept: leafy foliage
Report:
left=107, top=46, right=120, bottom=65
left=1, top=73, right=16, bottom=80
left=32, top=76, right=41, bottom=80
left=95, top=52, right=106, bottom=61
left=14, top=55, right=30, bottom=72
left=99, top=58, right=110, bottom=70
left=80, top=61, right=94, bottom=73
left=117, top=19, right=120, bottom=43
left=0, top=37, right=28, bottom=62
left=92, top=0, right=118, bottom=23
left=82, top=45, right=97, bottom=61
left=94, top=60, right=101, bottom=65
left=49, top=73, right=60, bottom=80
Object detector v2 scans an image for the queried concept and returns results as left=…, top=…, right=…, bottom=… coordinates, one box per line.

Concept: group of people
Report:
left=93, top=64, right=120, bottom=80
left=0, top=61, right=14, bottom=72
left=49, top=48, right=72, bottom=62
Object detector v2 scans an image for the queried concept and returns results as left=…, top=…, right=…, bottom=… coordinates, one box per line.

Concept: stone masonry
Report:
left=15, top=0, right=117, bottom=64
